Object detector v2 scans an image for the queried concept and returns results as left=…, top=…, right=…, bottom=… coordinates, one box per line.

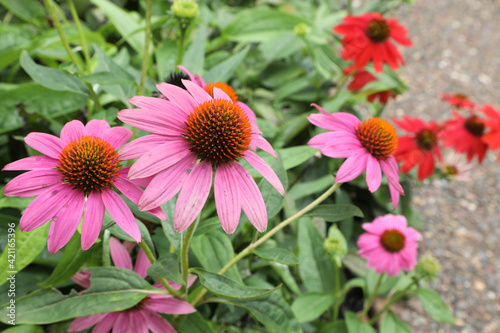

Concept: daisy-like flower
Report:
left=440, top=111, right=487, bottom=163
left=394, top=116, right=442, bottom=181
left=2, top=120, right=165, bottom=253
left=345, top=67, right=395, bottom=104
left=439, top=152, right=473, bottom=182
left=333, top=12, right=412, bottom=73
left=69, top=237, right=196, bottom=332
left=357, top=214, right=421, bottom=276
left=118, top=81, right=284, bottom=235
left=307, top=104, right=404, bottom=209
left=481, top=104, right=500, bottom=160
left=441, top=92, right=476, bottom=110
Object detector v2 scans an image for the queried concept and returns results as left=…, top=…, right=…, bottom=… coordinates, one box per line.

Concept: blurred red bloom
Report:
left=334, top=12, right=412, bottom=73
left=345, top=67, right=395, bottom=104
left=441, top=92, right=476, bottom=110
left=440, top=111, right=487, bottom=163
left=394, top=116, right=442, bottom=181
left=482, top=104, right=500, bottom=160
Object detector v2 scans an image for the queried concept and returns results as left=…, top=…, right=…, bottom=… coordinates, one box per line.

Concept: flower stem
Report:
left=332, top=260, right=341, bottom=321
left=138, top=241, right=183, bottom=297
left=347, top=0, right=353, bottom=15
left=138, top=0, right=152, bottom=96
left=102, top=230, right=111, bottom=267
left=368, top=278, right=417, bottom=324
left=180, top=216, right=199, bottom=296
left=67, top=0, right=91, bottom=74
left=176, top=27, right=187, bottom=67
left=190, top=182, right=342, bottom=306
left=359, top=273, right=384, bottom=319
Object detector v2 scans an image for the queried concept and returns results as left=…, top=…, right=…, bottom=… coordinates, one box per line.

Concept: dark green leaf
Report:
left=414, top=289, right=455, bottom=323
left=345, top=311, right=377, bottom=333
left=0, top=0, right=44, bottom=22
left=318, top=321, right=348, bottom=333
left=156, top=39, right=177, bottom=81
left=179, top=312, right=219, bottom=333
left=82, top=71, right=136, bottom=86
left=147, top=253, right=184, bottom=285
left=203, top=46, right=250, bottom=83
left=291, top=292, right=335, bottom=323
left=278, top=145, right=317, bottom=170
left=1, top=325, right=44, bottom=333
left=183, top=26, right=207, bottom=74
left=306, top=204, right=364, bottom=222
left=272, top=113, right=310, bottom=148
left=381, top=311, right=413, bottom=333
left=253, top=248, right=298, bottom=265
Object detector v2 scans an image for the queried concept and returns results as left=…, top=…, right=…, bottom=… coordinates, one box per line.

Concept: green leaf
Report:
left=19, top=51, right=88, bottom=95
left=194, top=269, right=279, bottom=300
left=0, top=223, right=49, bottom=286
left=203, top=46, right=250, bottom=83
left=253, top=248, right=298, bottom=265
left=183, top=26, right=207, bottom=74
left=38, top=233, right=90, bottom=287
left=381, top=311, right=413, bottom=333
left=81, top=71, right=136, bottom=86
left=306, top=204, right=364, bottom=222
left=0, top=267, right=155, bottom=324
left=289, top=175, right=333, bottom=201
left=272, top=113, right=310, bottom=148
left=146, top=253, right=184, bottom=285
left=344, top=311, right=377, bottom=333
left=254, top=151, right=287, bottom=220
left=191, top=230, right=242, bottom=283
left=156, top=39, right=177, bottom=81
left=297, top=219, right=335, bottom=293
left=318, top=321, right=348, bottom=333
left=291, top=292, right=335, bottom=323
left=0, top=0, right=44, bottom=22
left=108, top=218, right=154, bottom=255
left=278, top=145, right=317, bottom=170
left=414, top=289, right=455, bottom=323
left=0, top=189, right=33, bottom=210
left=1, top=325, right=44, bottom=333
left=179, top=312, right=220, bottom=333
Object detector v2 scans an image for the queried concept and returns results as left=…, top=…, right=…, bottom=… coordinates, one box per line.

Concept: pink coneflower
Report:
left=441, top=92, right=476, bottom=110
left=440, top=152, right=473, bottom=182
left=357, top=214, right=421, bottom=276
left=118, top=81, right=284, bottom=234
left=333, top=12, right=412, bottom=72
left=307, top=104, right=404, bottom=209
left=2, top=120, right=166, bottom=253
left=69, top=237, right=196, bottom=332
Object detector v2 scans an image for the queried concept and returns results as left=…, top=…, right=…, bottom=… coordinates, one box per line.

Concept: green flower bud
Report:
left=416, top=254, right=441, bottom=282
left=172, top=0, right=198, bottom=22
left=324, top=237, right=345, bottom=257
left=294, top=23, right=309, bottom=37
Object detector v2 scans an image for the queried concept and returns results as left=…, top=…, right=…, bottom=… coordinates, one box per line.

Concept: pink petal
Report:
left=128, top=96, right=188, bottom=126
left=380, top=157, right=404, bottom=194
left=141, top=309, right=176, bottom=333
left=60, top=120, right=85, bottom=145
left=101, top=189, right=141, bottom=242
left=156, top=83, right=197, bottom=114
left=68, top=313, right=107, bottom=332
left=118, top=135, right=167, bottom=160
left=212, top=87, right=232, bottom=102
left=250, top=135, right=277, bottom=158
left=134, top=249, right=151, bottom=279
left=84, top=119, right=110, bottom=138
left=72, top=270, right=91, bottom=289
left=111, top=312, right=129, bottom=333
left=174, top=161, right=213, bottom=232
left=24, top=132, right=65, bottom=159
left=335, top=148, right=369, bottom=183
left=178, top=65, right=206, bottom=87
left=47, top=190, right=85, bottom=254
left=152, top=274, right=197, bottom=291
left=182, top=79, right=212, bottom=104
left=19, top=184, right=73, bottom=232
left=236, top=101, right=257, bottom=121
left=139, top=155, right=197, bottom=211
left=102, top=127, right=133, bottom=150
left=92, top=312, right=119, bottom=333
left=109, top=237, right=133, bottom=270
left=388, top=183, right=401, bottom=210
left=128, top=140, right=191, bottom=179
left=145, top=297, right=196, bottom=315
left=117, top=108, right=185, bottom=136
left=366, top=155, right=382, bottom=192
left=128, top=311, right=148, bottom=333
left=2, top=155, right=59, bottom=171
left=4, top=169, right=61, bottom=197
left=81, top=191, right=105, bottom=251
left=214, top=164, right=241, bottom=235
left=118, top=168, right=153, bottom=188
left=243, top=150, right=285, bottom=196
left=232, top=163, right=268, bottom=232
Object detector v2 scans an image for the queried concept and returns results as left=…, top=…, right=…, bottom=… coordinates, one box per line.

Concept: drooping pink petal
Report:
left=60, top=120, right=85, bottom=145
left=68, top=313, right=107, bottom=332
left=101, top=189, right=141, bottom=242
left=250, top=135, right=277, bottom=158
left=109, top=237, right=133, bottom=270
left=84, top=119, right=110, bottom=138
left=243, top=150, right=285, bottom=196
left=102, top=127, right=133, bottom=150
left=335, top=148, right=369, bottom=183
left=214, top=164, right=241, bottom=235
left=81, top=191, right=105, bottom=251
left=111, top=312, right=129, bottom=333
left=139, top=155, right=197, bottom=211
left=388, top=183, right=401, bottom=210
left=119, top=168, right=153, bottom=188
left=128, top=140, right=191, bottom=179
left=128, top=311, right=149, bottom=333
left=366, top=155, right=382, bottom=192
left=4, top=169, right=61, bottom=197
left=24, top=132, right=65, bottom=159
left=2, top=155, right=59, bottom=171
left=141, top=309, right=176, bottom=333
left=232, top=163, right=268, bottom=232
left=19, top=184, right=73, bottom=232
left=236, top=101, right=257, bottom=121
left=380, top=157, right=404, bottom=194
left=182, top=79, right=212, bottom=104
left=47, top=190, right=85, bottom=254
left=72, top=270, right=91, bottom=289
left=156, top=83, right=197, bottom=114
left=178, top=65, right=206, bottom=87
left=145, top=297, right=197, bottom=315
left=118, top=135, right=167, bottom=160
left=93, top=312, right=119, bottom=333
left=134, top=249, right=151, bottom=279
left=174, top=161, right=213, bottom=232
left=117, top=108, right=185, bottom=136
left=212, top=87, right=232, bottom=102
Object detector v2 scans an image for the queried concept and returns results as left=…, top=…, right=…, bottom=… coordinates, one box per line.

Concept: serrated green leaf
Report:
left=253, top=248, right=298, bottom=265
left=291, top=292, right=335, bottom=323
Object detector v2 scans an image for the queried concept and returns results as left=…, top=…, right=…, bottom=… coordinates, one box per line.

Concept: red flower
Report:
left=345, top=68, right=395, bottom=104
left=482, top=104, right=500, bottom=160
left=334, top=12, right=412, bottom=73
left=440, top=111, right=487, bottom=163
left=394, top=116, right=442, bottom=181
left=441, top=92, right=476, bottom=110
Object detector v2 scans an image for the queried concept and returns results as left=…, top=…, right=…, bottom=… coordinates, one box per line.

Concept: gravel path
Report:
left=384, top=0, right=500, bottom=332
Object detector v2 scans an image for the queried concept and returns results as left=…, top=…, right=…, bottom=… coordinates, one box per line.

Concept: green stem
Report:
left=360, top=273, right=384, bottom=319
left=3, top=11, right=13, bottom=24
left=176, top=27, right=187, bottom=67
left=86, top=83, right=102, bottom=117
left=180, top=216, right=199, bottom=296
left=67, top=0, right=91, bottom=74
left=190, top=182, right=342, bottom=305
left=138, top=241, right=183, bottom=297
left=102, top=230, right=111, bottom=267
left=138, top=0, right=152, bottom=96
left=369, top=279, right=417, bottom=324
left=347, top=0, right=353, bottom=15
left=332, top=261, right=341, bottom=321
left=374, top=103, right=386, bottom=118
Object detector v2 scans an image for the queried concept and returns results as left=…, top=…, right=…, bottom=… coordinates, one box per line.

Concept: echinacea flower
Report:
left=69, top=237, right=196, bottom=332
left=333, top=12, right=412, bottom=72
left=357, top=214, right=421, bottom=276
left=439, top=111, right=487, bottom=163
left=394, top=116, right=442, bottom=181
left=481, top=104, right=500, bottom=160
left=2, top=120, right=166, bottom=253
left=118, top=81, right=284, bottom=234
left=441, top=92, right=476, bottom=110
left=308, top=104, right=404, bottom=209
left=345, top=67, right=395, bottom=104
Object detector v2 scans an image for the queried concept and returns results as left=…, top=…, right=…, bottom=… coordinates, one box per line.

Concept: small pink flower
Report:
left=307, top=104, right=404, bottom=209
left=357, top=214, right=421, bottom=276
left=3, top=120, right=166, bottom=253
left=69, top=237, right=196, bottom=333
left=118, top=80, right=284, bottom=235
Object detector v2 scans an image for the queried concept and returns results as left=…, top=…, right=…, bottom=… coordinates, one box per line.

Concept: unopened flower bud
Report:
left=172, top=0, right=198, bottom=26
left=324, top=237, right=345, bottom=257
left=294, top=23, right=308, bottom=37
left=416, top=254, right=441, bottom=282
